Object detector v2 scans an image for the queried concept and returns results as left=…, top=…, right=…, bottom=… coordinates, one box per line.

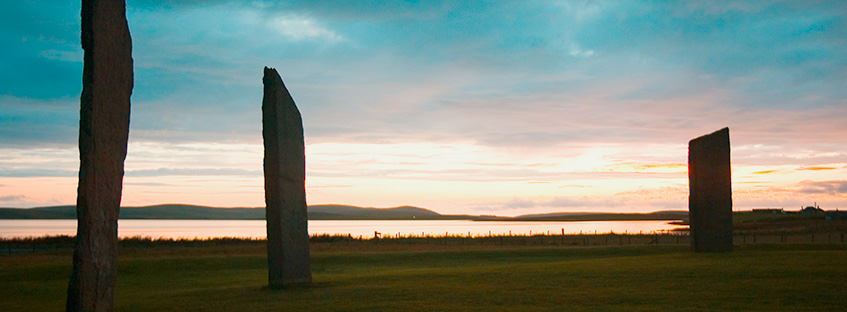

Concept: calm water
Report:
left=0, top=219, right=686, bottom=239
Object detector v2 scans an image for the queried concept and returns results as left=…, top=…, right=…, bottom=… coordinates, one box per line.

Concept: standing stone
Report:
left=66, top=0, right=133, bottom=311
left=262, top=67, right=312, bottom=288
left=688, top=127, right=733, bottom=252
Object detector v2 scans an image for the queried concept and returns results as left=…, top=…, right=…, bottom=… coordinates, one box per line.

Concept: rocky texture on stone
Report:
left=262, top=67, right=312, bottom=287
left=688, top=127, right=733, bottom=252
left=66, top=0, right=133, bottom=311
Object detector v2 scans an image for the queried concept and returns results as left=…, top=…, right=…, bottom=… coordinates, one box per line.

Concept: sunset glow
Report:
left=2, top=1, right=846, bottom=216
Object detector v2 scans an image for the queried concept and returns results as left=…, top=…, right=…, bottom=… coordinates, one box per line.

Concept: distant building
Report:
left=801, top=206, right=825, bottom=215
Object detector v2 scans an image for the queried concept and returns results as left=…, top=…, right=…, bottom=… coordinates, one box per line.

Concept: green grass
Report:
left=2, top=244, right=846, bottom=311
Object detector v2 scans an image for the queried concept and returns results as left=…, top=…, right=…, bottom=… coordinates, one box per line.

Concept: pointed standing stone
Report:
left=66, top=0, right=133, bottom=311
left=688, top=127, right=733, bottom=252
left=262, top=67, right=312, bottom=288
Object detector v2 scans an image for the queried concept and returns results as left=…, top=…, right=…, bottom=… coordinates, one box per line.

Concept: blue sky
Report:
left=1, top=1, right=846, bottom=215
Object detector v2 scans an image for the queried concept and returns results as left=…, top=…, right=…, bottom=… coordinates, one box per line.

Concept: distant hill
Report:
left=0, top=206, right=77, bottom=219
left=0, top=204, right=688, bottom=221
left=0, top=204, right=456, bottom=220
left=308, top=205, right=446, bottom=220
left=514, top=210, right=688, bottom=221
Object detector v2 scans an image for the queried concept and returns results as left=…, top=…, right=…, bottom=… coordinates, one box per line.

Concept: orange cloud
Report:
left=596, top=163, right=687, bottom=174
left=798, top=166, right=836, bottom=171
left=753, top=170, right=777, bottom=174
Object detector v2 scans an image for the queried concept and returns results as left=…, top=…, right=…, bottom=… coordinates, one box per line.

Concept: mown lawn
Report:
left=2, top=244, right=845, bottom=311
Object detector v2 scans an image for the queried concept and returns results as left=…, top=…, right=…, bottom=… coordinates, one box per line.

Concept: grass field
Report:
left=2, top=244, right=846, bottom=311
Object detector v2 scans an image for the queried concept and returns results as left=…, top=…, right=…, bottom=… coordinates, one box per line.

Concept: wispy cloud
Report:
left=126, top=168, right=260, bottom=177
left=472, top=196, right=686, bottom=214
left=123, top=182, right=175, bottom=187
left=798, top=166, right=837, bottom=171
left=3, top=1, right=847, bottom=212
left=0, top=169, right=77, bottom=178
left=798, top=180, right=847, bottom=195
left=595, top=163, right=687, bottom=174
left=268, top=15, right=343, bottom=42
left=0, top=96, right=78, bottom=147
left=0, top=195, right=28, bottom=203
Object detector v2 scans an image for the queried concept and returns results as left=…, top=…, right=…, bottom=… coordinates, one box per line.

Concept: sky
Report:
left=1, top=0, right=846, bottom=216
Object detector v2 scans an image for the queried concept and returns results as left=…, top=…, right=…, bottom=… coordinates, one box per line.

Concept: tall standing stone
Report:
left=688, top=127, right=733, bottom=252
left=262, top=67, right=312, bottom=288
left=66, top=0, right=133, bottom=311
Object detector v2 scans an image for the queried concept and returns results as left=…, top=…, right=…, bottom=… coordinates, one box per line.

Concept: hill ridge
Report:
left=0, top=204, right=688, bottom=221
left=0, top=204, right=454, bottom=220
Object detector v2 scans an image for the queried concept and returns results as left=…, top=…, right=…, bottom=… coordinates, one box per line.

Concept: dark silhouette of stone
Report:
left=688, top=127, right=733, bottom=252
left=262, top=67, right=312, bottom=287
left=66, top=0, right=133, bottom=311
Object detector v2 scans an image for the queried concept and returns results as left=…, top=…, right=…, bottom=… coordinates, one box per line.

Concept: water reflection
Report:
left=0, top=219, right=686, bottom=239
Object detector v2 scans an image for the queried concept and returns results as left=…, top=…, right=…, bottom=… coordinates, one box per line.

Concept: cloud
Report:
left=798, top=180, right=847, bottom=195
left=130, top=0, right=454, bottom=22
left=567, top=44, right=595, bottom=58
left=0, top=169, right=77, bottom=178
left=473, top=195, right=686, bottom=213
left=595, top=163, right=687, bottom=174
left=503, top=199, right=537, bottom=209
left=753, top=170, right=777, bottom=174
left=268, top=15, right=343, bottom=42
left=125, top=168, right=260, bottom=177
left=0, top=195, right=27, bottom=202
left=798, top=166, right=837, bottom=171
left=308, top=184, right=354, bottom=189
left=7, top=1, right=847, bottom=152
left=0, top=96, right=78, bottom=147
left=262, top=0, right=454, bottom=22
left=0, top=2, right=82, bottom=99
left=4, top=1, right=847, bottom=212
left=547, top=197, right=619, bottom=208
left=123, top=182, right=176, bottom=187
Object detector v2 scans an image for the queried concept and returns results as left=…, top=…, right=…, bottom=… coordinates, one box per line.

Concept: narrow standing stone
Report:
left=66, top=0, right=133, bottom=311
left=262, top=67, right=312, bottom=287
left=688, top=127, right=733, bottom=252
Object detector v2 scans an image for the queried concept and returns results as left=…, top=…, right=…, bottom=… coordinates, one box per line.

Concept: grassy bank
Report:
left=6, top=230, right=847, bottom=255
left=2, top=244, right=846, bottom=311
